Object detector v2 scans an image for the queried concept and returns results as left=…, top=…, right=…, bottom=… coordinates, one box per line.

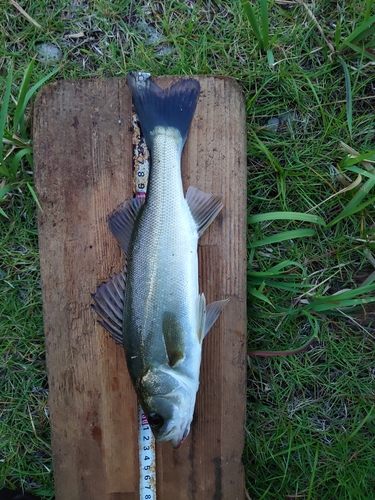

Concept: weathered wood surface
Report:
left=34, top=76, right=247, bottom=500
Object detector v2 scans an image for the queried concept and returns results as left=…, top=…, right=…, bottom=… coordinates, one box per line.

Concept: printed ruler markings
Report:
left=132, top=110, right=149, bottom=201
left=139, top=408, right=157, bottom=500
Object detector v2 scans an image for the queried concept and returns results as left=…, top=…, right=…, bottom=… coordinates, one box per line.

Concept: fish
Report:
left=91, top=72, right=228, bottom=448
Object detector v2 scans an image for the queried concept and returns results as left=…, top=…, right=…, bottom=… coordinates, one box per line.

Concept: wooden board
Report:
left=34, top=76, right=247, bottom=500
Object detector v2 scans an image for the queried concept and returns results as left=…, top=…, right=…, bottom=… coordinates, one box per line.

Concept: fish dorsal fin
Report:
left=203, top=299, right=229, bottom=340
left=107, top=196, right=144, bottom=255
left=91, top=269, right=126, bottom=346
left=162, top=312, right=185, bottom=367
left=186, top=186, right=223, bottom=237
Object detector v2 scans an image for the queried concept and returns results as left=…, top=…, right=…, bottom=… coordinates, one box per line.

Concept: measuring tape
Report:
left=132, top=104, right=156, bottom=500
left=138, top=408, right=157, bottom=500
left=132, top=111, right=150, bottom=199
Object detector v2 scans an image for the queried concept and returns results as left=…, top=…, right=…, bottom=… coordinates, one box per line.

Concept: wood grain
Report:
left=34, top=76, right=247, bottom=500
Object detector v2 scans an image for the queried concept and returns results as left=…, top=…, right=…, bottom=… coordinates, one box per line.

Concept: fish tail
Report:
left=127, top=72, right=200, bottom=150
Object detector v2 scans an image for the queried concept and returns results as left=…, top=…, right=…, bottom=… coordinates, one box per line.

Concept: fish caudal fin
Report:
left=186, top=186, right=223, bottom=237
left=91, top=270, right=126, bottom=345
left=127, top=72, right=200, bottom=150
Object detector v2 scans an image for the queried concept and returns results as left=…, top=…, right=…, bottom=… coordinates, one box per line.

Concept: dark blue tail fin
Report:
left=127, top=72, right=200, bottom=149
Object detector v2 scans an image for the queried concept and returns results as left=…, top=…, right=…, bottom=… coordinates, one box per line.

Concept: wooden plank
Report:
left=34, top=75, right=247, bottom=500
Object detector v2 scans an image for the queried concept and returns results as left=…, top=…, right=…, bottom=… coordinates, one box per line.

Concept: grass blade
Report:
left=334, top=20, right=342, bottom=50
left=311, top=297, right=375, bottom=313
left=340, top=15, right=375, bottom=48
left=26, top=182, right=43, bottom=211
left=17, top=67, right=59, bottom=139
left=248, top=313, right=319, bottom=356
left=365, top=0, right=373, bottom=21
left=304, top=283, right=375, bottom=313
left=0, top=183, right=16, bottom=218
left=341, top=149, right=375, bottom=167
left=266, top=49, right=274, bottom=66
left=326, top=177, right=375, bottom=228
left=345, top=166, right=375, bottom=180
left=252, top=132, right=283, bottom=174
left=248, top=278, right=311, bottom=292
left=249, top=229, right=316, bottom=248
left=350, top=24, right=375, bottom=44
left=241, top=0, right=263, bottom=49
left=302, top=73, right=327, bottom=130
left=343, top=40, right=375, bottom=62
left=0, top=183, right=16, bottom=198
left=0, top=206, right=9, bottom=218
left=248, top=333, right=317, bottom=357
left=307, top=444, right=320, bottom=500
left=0, top=61, right=13, bottom=173
left=248, top=287, right=274, bottom=306
left=10, top=148, right=33, bottom=178
left=248, top=211, right=326, bottom=225
left=248, top=260, right=307, bottom=277
left=338, top=56, right=352, bottom=137
left=260, top=0, right=269, bottom=50
left=13, top=59, right=35, bottom=135
left=332, top=406, right=375, bottom=448
left=9, top=0, right=43, bottom=29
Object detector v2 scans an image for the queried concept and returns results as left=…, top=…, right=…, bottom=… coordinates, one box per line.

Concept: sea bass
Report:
left=92, top=72, right=228, bottom=447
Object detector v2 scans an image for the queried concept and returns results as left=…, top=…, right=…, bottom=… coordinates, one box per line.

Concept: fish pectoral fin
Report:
left=203, top=298, right=229, bottom=339
left=107, top=196, right=144, bottom=255
left=91, top=269, right=126, bottom=345
left=186, top=186, right=223, bottom=237
left=162, top=312, right=185, bottom=367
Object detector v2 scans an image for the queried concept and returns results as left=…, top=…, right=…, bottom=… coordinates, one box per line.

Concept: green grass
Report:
left=1, top=0, right=375, bottom=498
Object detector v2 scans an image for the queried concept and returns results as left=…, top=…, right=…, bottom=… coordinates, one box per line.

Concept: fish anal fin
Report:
left=197, top=293, right=206, bottom=343
left=203, top=298, right=229, bottom=339
left=186, top=186, right=223, bottom=237
left=91, top=269, right=126, bottom=346
left=162, top=312, right=185, bottom=367
left=107, top=197, right=144, bottom=255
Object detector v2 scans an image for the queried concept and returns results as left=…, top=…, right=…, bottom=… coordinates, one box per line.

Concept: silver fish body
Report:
left=92, top=73, right=228, bottom=447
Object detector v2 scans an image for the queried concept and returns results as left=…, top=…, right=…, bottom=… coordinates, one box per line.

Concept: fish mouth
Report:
left=153, top=420, right=190, bottom=448
left=174, top=427, right=190, bottom=449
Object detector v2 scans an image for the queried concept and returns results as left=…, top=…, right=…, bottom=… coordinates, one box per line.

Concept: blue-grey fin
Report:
left=186, top=186, right=223, bottom=237
left=203, top=299, right=229, bottom=339
left=107, top=197, right=144, bottom=255
left=162, top=312, right=185, bottom=367
left=127, top=72, right=200, bottom=150
left=91, top=269, right=126, bottom=346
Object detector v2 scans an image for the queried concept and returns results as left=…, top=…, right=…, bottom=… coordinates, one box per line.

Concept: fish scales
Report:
left=126, top=127, right=199, bottom=379
left=92, top=73, right=228, bottom=447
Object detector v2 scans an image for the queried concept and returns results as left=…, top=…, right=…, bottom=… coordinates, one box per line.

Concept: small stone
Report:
left=279, top=112, right=293, bottom=125
left=137, top=20, right=173, bottom=56
left=265, top=117, right=279, bottom=133
left=36, top=43, right=62, bottom=63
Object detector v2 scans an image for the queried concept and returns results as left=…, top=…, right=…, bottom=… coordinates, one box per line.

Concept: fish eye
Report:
left=148, top=413, right=164, bottom=429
